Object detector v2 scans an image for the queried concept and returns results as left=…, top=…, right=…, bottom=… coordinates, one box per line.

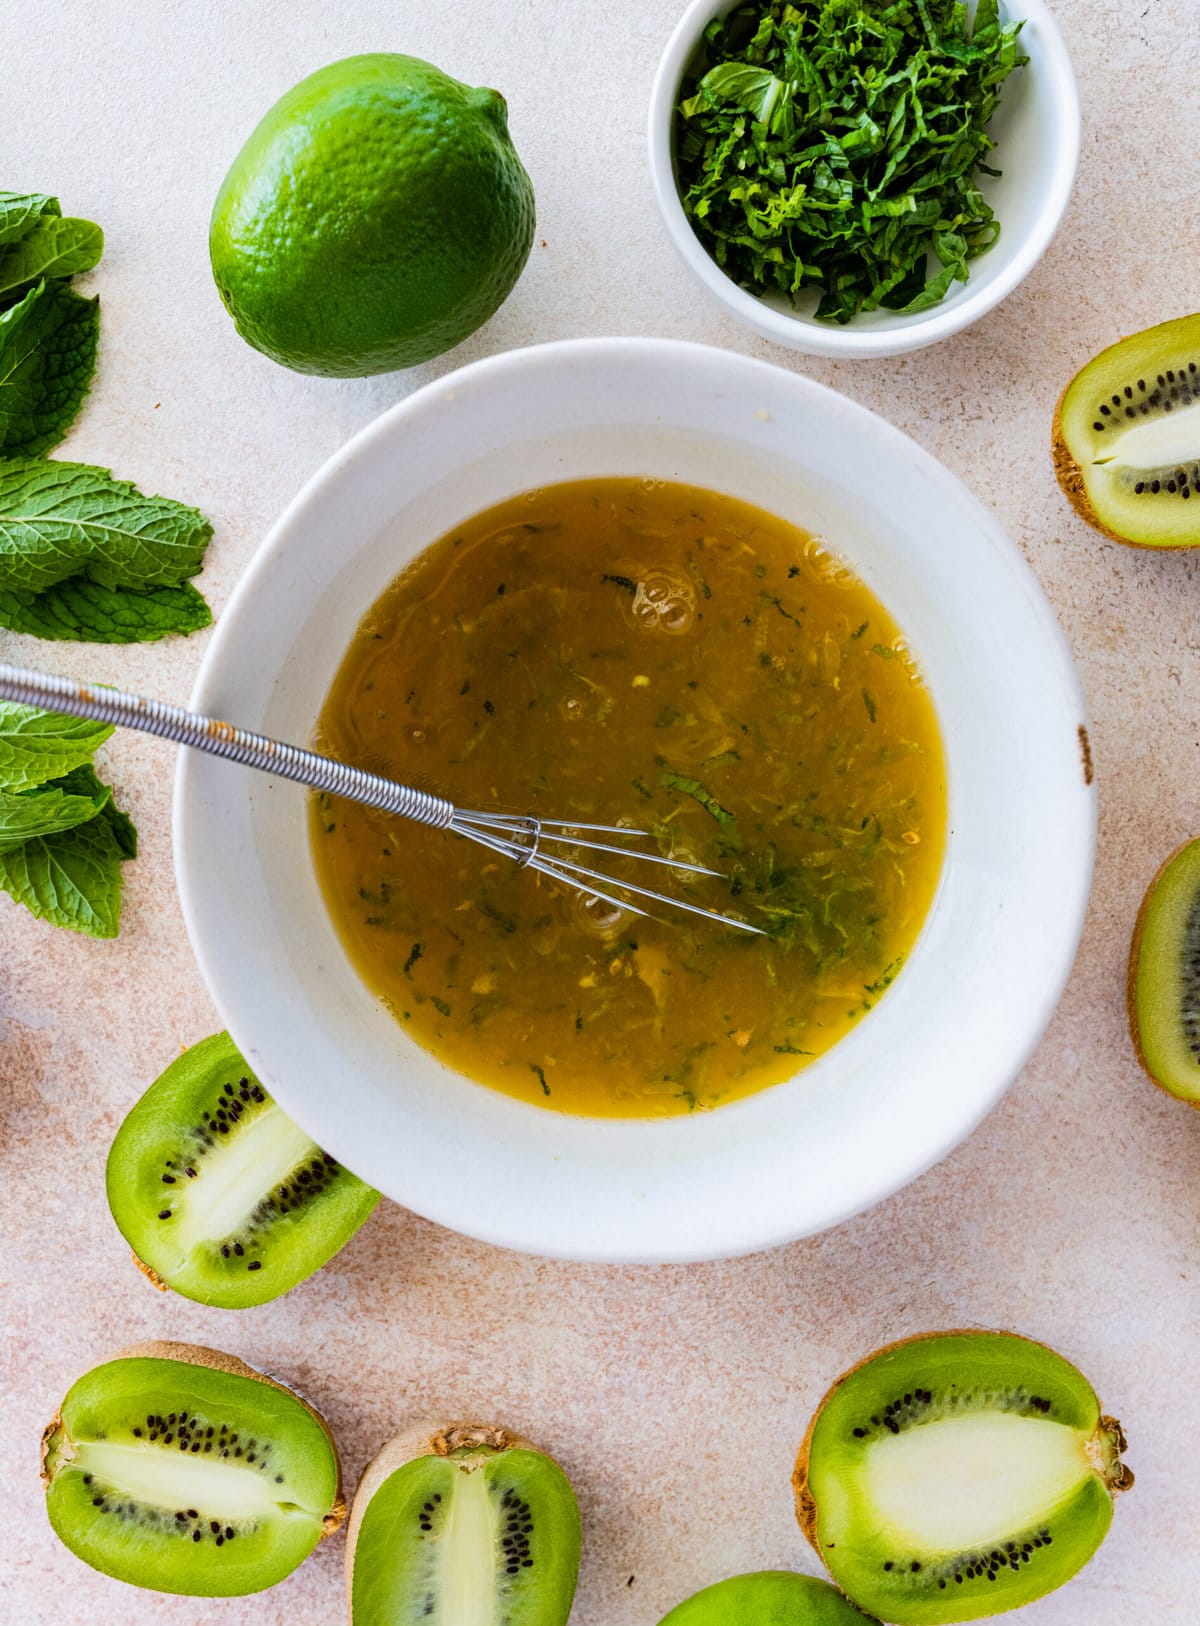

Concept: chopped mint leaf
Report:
left=660, top=770, right=737, bottom=829
left=674, top=0, right=1027, bottom=324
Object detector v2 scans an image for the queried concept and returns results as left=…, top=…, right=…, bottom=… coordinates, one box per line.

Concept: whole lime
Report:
left=210, top=54, right=535, bottom=376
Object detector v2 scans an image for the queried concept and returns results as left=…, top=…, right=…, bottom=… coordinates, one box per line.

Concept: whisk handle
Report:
left=0, top=663, right=456, bottom=829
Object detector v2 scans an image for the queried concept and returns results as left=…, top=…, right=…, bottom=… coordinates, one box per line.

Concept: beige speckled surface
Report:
left=3, top=2, right=1199, bottom=1621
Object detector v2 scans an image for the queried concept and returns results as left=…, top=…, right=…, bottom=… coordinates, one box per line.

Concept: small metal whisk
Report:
left=0, top=663, right=762, bottom=934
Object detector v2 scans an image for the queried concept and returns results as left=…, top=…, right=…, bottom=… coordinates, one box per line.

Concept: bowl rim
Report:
left=175, top=336, right=1096, bottom=1262
left=647, top=0, right=1081, bottom=359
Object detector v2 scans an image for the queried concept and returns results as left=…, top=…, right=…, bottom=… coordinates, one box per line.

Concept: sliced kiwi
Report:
left=1052, top=312, right=1200, bottom=547
left=105, top=1032, right=379, bottom=1307
left=793, top=1331, right=1132, bottom=1625
left=658, top=1571, right=879, bottom=1624
left=346, top=1420, right=581, bottom=1626
left=41, top=1342, right=343, bottom=1595
left=1128, top=837, right=1200, bottom=1106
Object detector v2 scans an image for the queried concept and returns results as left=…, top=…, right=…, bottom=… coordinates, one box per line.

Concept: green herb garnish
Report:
left=660, top=770, right=737, bottom=829
left=529, top=1061, right=551, bottom=1096
left=0, top=280, right=99, bottom=458
left=0, top=701, right=135, bottom=936
left=0, top=188, right=215, bottom=640
left=675, top=0, right=1027, bottom=323
left=0, top=459, right=213, bottom=642
left=0, top=189, right=102, bottom=456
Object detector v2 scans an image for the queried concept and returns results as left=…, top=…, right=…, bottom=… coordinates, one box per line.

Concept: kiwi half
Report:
left=346, top=1420, right=581, bottom=1626
left=106, top=1032, right=379, bottom=1307
left=1128, top=837, right=1200, bottom=1106
left=41, top=1342, right=343, bottom=1595
left=793, top=1331, right=1132, bottom=1625
left=1052, top=312, right=1200, bottom=548
left=658, top=1571, right=879, bottom=1624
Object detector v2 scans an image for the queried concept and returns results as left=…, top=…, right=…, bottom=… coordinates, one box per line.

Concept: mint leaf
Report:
left=0, top=215, right=103, bottom=307
left=0, top=575, right=212, bottom=642
left=0, top=781, right=107, bottom=852
left=699, top=63, right=785, bottom=124
left=0, top=708, right=137, bottom=936
left=0, top=699, right=111, bottom=789
left=53, top=762, right=138, bottom=857
left=0, top=807, right=129, bottom=937
left=0, top=191, right=60, bottom=246
left=0, top=279, right=99, bottom=456
left=0, top=457, right=212, bottom=604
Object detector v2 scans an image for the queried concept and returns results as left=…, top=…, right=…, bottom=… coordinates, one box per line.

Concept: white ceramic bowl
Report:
left=175, top=338, right=1094, bottom=1263
left=648, top=1, right=1080, bottom=358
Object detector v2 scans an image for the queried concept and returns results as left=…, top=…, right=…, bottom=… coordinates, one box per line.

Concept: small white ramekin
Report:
left=648, top=0, right=1080, bottom=359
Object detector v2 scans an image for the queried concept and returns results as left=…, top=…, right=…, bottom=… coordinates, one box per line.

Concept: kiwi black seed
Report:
left=794, top=1331, right=1131, bottom=1624
left=41, top=1343, right=343, bottom=1596
left=1052, top=311, right=1200, bottom=547
left=346, top=1421, right=581, bottom=1626
left=106, top=1032, right=379, bottom=1308
left=1128, top=836, right=1200, bottom=1106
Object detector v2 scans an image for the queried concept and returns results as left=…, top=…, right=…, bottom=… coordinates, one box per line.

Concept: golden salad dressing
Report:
left=311, top=479, right=946, bottom=1117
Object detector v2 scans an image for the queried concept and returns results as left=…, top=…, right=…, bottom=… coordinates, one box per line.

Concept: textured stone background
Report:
left=2, top=2, right=1198, bottom=1621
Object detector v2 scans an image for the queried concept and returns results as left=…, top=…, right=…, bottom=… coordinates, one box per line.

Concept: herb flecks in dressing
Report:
left=312, top=479, right=946, bottom=1118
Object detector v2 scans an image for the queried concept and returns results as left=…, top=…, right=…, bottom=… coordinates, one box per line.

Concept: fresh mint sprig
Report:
left=0, top=187, right=214, bottom=640
left=0, top=701, right=135, bottom=936
left=0, top=280, right=99, bottom=457
left=0, top=459, right=214, bottom=643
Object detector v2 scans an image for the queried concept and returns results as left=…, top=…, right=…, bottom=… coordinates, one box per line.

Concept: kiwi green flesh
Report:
left=801, top=1333, right=1126, bottom=1625
left=1131, top=838, right=1200, bottom=1103
left=43, top=1354, right=338, bottom=1596
left=1058, top=312, right=1200, bottom=547
left=350, top=1446, right=580, bottom=1626
left=105, top=1033, right=379, bottom=1308
left=657, top=1571, right=879, bottom=1624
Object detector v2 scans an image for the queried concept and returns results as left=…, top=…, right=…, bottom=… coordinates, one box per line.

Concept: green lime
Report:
left=210, top=54, right=535, bottom=376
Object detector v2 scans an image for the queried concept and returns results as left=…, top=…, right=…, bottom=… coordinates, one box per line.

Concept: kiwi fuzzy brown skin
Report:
left=1050, top=389, right=1135, bottom=548
left=41, top=1342, right=346, bottom=1535
left=1127, top=839, right=1200, bottom=1109
left=794, top=1329, right=1132, bottom=1624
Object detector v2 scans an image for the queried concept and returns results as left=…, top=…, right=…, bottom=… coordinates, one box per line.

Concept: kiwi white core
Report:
left=861, top=1413, right=1089, bottom=1553
left=170, top=1103, right=316, bottom=1251
left=400, top=1463, right=507, bottom=1626
left=71, top=1440, right=303, bottom=1519
left=1093, top=400, right=1200, bottom=471
left=436, top=1463, right=503, bottom=1625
